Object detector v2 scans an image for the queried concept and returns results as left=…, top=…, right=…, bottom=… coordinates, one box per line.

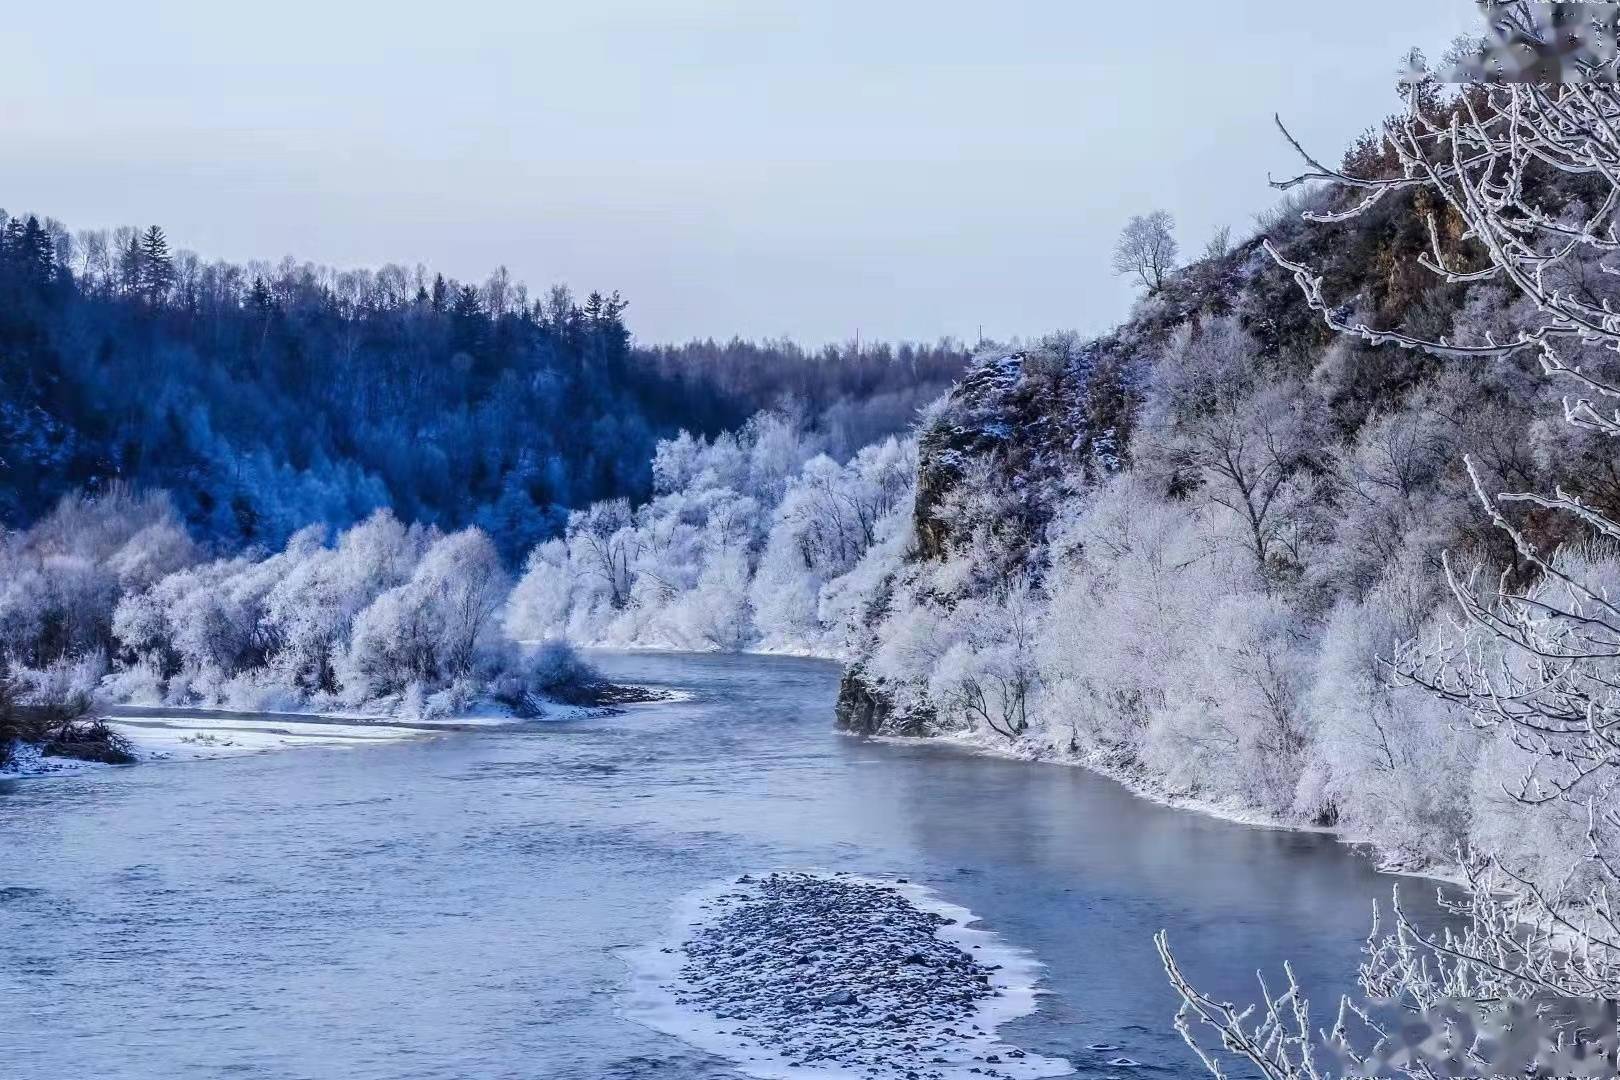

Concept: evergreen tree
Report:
left=20, top=216, right=55, bottom=285
left=451, top=285, right=485, bottom=353
left=118, top=233, right=144, bottom=297
left=139, top=225, right=173, bottom=301
left=0, top=215, right=25, bottom=275
left=583, top=290, right=630, bottom=368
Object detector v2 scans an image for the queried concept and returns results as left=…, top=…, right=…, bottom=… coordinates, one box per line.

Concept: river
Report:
left=0, top=652, right=1453, bottom=1079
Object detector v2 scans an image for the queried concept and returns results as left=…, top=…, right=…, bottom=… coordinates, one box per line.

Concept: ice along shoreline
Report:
left=0, top=680, right=675, bottom=779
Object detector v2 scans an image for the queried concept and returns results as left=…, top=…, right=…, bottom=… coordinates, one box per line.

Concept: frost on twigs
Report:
left=1159, top=4, right=1620, bottom=1077
left=1161, top=927, right=1618, bottom=1080
left=620, top=871, right=1069, bottom=1080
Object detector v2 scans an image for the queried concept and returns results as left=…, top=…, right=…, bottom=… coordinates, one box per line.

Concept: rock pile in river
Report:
left=666, top=871, right=1040, bottom=1079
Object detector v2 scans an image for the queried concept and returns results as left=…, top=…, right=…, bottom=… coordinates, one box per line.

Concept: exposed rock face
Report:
left=913, top=354, right=1030, bottom=562
left=833, top=667, right=886, bottom=734
left=834, top=240, right=1274, bottom=741
left=834, top=667, right=935, bottom=737
left=838, top=345, right=1126, bottom=738
left=913, top=342, right=1137, bottom=562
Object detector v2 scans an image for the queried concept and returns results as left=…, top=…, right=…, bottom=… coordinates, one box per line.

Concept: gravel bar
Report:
left=620, top=871, right=1072, bottom=1079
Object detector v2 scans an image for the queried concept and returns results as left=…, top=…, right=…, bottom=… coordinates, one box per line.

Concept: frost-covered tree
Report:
left=750, top=437, right=916, bottom=651
left=1137, top=318, right=1319, bottom=583
left=504, top=539, right=574, bottom=642
left=1112, top=210, right=1178, bottom=294
left=98, top=508, right=560, bottom=716
left=569, top=498, right=639, bottom=612
left=261, top=511, right=427, bottom=694
left=341, top=528, right=509, bottom=702
left=0, top=487, right=195, bottom=668
left=1160, top=7, right=1620, bottom=1074
left=928, top=579, right=1040, bottom=739
left=505, top=410, right=911, bottom=655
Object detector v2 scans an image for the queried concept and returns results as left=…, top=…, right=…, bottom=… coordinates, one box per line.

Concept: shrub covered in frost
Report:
left=506, top=411, right=918, bottom=657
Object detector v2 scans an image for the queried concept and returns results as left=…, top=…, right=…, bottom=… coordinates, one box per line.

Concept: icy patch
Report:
left=7, top=696, right=622, bottom=777
left=0, top=741, right=111, bottom=778
left=620, top=870, right=1071, bottom=1079
left=105, top=714, right=428, bottom=764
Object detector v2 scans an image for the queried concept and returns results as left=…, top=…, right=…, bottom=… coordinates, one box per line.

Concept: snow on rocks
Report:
left=0, top=741, right=106, bottom=778
left=620, top=870, right=1072, bottom=1079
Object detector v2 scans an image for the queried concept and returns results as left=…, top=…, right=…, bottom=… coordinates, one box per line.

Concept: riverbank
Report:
left=571, top=643, right=1460, bottom=886
left=529, top=639, right=847, bottom=664
left=0, top=680, right=676, bottom=779
left=1, top=711, right=489, bottom=778
left=0, top=703, right=137, bottom=778
left=876, top=724, right=1470, bottom=891
left=583, top=644, right=1463, bottom=887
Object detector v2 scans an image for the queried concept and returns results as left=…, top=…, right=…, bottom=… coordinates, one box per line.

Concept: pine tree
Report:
left=0, top=216, right=24, bottom=277
left=450, top=284, right=485, bottom=353
left=118, top=233, right=144, bottom=297
left=20, top=215, right=55, bottom=285
left=139, top=225, right=173, bottom=302
left=583, top=290, right=629, bottom=364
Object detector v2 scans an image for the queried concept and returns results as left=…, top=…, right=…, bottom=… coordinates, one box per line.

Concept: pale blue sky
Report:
left=3, top=1, right=1477, bottom=344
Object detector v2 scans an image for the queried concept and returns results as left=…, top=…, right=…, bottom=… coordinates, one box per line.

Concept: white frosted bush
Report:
left=506, top=412, right=917, bottom=657
left=14, top=651, right=107, bottom=720
left=503, top=539, right=572, bottom=641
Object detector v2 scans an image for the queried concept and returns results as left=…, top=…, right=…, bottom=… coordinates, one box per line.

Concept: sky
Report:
left=2, top=1, right=1479, bottom=346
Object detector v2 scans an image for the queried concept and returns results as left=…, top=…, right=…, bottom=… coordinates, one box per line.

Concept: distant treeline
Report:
left=0, top=211, right=973, bottom=557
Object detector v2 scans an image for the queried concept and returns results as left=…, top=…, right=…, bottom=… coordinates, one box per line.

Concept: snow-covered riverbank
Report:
left=587, top=645, right=1465, bottom=889
left=0, top=686, right=674, bottom=779
left=558, top=644, right=1470, bottom=890
left=0, top=712, right=471, bottom=778
left=620, top=871, right=1072, bottom=1080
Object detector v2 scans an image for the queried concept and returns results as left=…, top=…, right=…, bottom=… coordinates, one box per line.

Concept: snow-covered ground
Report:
left=0, top=740, right=109, bottom=778
left=0, top=694, right=648, bottom=779
left=110, top=712, right=432, bottom=764
left=1, top=715, right=431, bottom=778
left=620, top=871, right=1072, bottom=1080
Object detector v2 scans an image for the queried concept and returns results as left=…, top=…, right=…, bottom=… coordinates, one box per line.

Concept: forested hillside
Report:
left=0, top=214, right=970, bottom=557
left=820, top=82, right=1620, bottom=997
left=506, top=72, right=1620, bottom=907
left=831, top=160, right=1608, bottom=873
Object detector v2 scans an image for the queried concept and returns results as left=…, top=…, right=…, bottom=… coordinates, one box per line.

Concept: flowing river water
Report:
left=0, top=652, right=1454, bottom=1079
